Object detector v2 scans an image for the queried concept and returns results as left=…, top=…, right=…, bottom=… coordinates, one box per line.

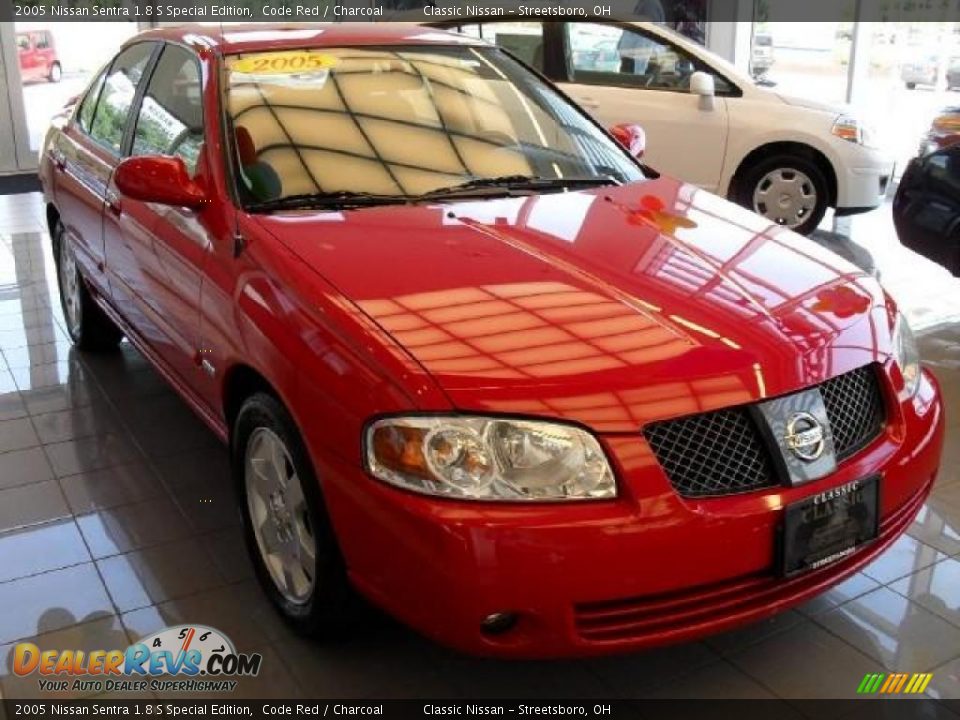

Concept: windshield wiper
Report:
left=417, top=175, right=619, bottom=200
left=246, top=191, right=411, bottom=213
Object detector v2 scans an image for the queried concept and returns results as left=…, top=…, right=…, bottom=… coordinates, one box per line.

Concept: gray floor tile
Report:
left=96, top=538, right=225, bottom=613
left=44, top=433, right=142, bottom=478
left=889, top=557, right=960, bottom=630
left=795, top=572, right=883, bottom=617
left=815, top=586, right=960, bottom=671
left=860, top=534, right=947, bottom=585
left=0, top=416, right=40, bottom=453
left=641, top=659, right=779, bottom=699
left=59, top=462, right=164, bottom=513
left=0, top=479, right=70, bottom=533
left=586, top=642, right=722, bottom=698
left=0, top=564, right=114, bottom=644
left=728, top=620, right=877, bottom=700
left=1, top=341, right=73, bottom=370
left=32, top=402, right=122, bottom=444
left=927, top=656, right=960, bottom=700
left=705, top=610, right=806, bottom=655
left=0, top=391, right=27, bottom=422
left=76, top=496, right=194, bottom=559
left=0, top=520, right=91, bottom=583
left=21, top=382, right=95, bottom=416
left=908, top=498, right=960, bottom=557
left=0, top=446, right=54, bottom=490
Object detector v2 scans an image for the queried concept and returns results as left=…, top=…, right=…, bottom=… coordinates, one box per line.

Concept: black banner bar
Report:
left=2, top=700, right=960, bottom=720
left=5, top=0, right=960, bottom=23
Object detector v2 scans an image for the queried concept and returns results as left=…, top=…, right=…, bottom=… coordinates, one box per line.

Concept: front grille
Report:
left=643, top=408, right=775, bottom=497
left=644, top=365, right=887, bottom=498
left=820, top=366, right=886, bottom=461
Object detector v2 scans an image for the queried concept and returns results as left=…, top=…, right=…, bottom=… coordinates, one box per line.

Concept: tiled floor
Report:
left=0, top=191, right=958, bottom=707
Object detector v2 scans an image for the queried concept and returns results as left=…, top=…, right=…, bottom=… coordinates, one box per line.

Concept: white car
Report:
left=426, top=20, right=894, bottom=235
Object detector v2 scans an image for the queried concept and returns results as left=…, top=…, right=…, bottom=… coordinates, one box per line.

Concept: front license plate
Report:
left=780, top=475, right=880, bottom=577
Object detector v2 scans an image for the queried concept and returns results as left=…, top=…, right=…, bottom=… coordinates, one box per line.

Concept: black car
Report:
left=894, top=143, right=960, bottom=276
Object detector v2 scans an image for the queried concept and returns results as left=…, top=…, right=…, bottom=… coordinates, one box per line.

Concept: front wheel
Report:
left=234, top=393, right=354, bottom=637
left=48, top=62, right=61, bottom=83
left=54, top=221, right=123, bottom=351
left=906, top=81, right=917, bottom=90
left=733, top=154, right=829, bottom=236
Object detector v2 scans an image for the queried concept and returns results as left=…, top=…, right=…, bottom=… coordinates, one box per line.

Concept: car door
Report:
left=50, top=66, right=112, bottom=294
left=106, top=43, right=211, bottom=386
left=894, top=146, right=960, bottom=273
left=80, top=42, right=160, bottom=327
left=557, top=22, right=730, bottom=193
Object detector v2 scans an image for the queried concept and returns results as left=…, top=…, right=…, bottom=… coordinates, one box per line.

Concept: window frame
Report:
left=81, top=41, right=162, bottom=158
left=557, top=21, right=743, bottom=98
left=129, top=42, right=205, bottom=175
left=425, top=19, right=567, bottom=80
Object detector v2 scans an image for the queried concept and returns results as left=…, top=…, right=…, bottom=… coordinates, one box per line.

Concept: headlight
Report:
left=893, top=313, right=921, bottom=398
left=832, top=115, right=876, bottom=147
left=365, top=416, right=616, bottom=501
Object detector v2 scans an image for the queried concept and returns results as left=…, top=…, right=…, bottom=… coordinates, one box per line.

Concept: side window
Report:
left=35, top=33, right=50, bottom=50
left=88, top=43, right=155, bottom=154
left=927, top=146, right=960, bottom=193
left=132, top=45, right=204, bottom=176
left=475, top=22, right=544, bottom=72
left=77, top=69, right=108, bottom=134
left=566, top=23, right=732, bottom=94
left=16, top=34, right=30, bottom=51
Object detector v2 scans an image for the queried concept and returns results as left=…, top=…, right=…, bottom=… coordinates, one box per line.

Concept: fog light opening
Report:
left=480, top=612, right=518, bottom=636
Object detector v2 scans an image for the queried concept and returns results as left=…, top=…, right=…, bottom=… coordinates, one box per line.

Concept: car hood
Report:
left=254, top=178, right=893, bottom=432
left=775, top=92, right=845, bottom=116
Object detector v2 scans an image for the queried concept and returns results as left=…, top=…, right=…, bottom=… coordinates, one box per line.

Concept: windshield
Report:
left=224, top=45, right=644, bottom=205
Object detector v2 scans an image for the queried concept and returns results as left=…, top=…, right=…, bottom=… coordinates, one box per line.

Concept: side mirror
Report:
left=690, top=71, right=716, bottom=111
left=610, top=123, right=646, bottom=159
left=114, top=155, right=207, bottom=209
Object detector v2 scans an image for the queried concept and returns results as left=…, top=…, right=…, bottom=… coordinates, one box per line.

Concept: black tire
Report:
left=233, top=392, right=354, bottom=638
left=48, top=62, right=61, bottom=83
left=906, top=81, right=916, bottom=90
left=53, top=220, right=123, bottom=351
left=732, top=153, right=830, bottom=236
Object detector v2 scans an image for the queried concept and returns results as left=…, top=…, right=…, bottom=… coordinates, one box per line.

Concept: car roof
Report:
left=134, top=23, right=484, bottom=55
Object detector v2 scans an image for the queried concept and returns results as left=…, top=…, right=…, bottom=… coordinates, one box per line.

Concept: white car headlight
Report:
left=832, top=115, right=877, bottom=148
left=365, top=416, right=616, bottom=501
left=893, top=313, right=921, bottom=398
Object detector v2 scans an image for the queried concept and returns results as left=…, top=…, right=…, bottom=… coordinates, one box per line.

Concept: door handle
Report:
left=106, top=191, right=122, bottom=217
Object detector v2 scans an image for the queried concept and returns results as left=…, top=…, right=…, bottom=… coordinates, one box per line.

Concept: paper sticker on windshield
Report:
left=230, top=52, right=339, bottom=76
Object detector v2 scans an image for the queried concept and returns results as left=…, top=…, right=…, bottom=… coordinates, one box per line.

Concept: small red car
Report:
left=40, top=24, right=943, bottom=658
left=17, top=30, right=61, bottom=83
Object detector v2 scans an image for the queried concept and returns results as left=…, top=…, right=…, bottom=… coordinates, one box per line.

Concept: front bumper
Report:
left=327, top=368, right=943, bottom=658
left=834, top=144, right=895, bottom=213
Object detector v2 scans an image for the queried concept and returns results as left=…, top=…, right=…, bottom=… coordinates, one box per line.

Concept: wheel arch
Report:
left=221, top=362, right=283, bottom=438
left=730, top=141, right=838, bottom=208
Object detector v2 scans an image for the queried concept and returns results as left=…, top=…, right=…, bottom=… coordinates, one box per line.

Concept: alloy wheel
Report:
left=752, top=167, right=818, bottom=229
left=245, top=427, right=317, bottom=605
left=58, top=236, right=82, bottom=339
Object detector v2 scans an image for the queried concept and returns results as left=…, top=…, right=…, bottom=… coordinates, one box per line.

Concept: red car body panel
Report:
left=39, top=24, right=944, bottom=658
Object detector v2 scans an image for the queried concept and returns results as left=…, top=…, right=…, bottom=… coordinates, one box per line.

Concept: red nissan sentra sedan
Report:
left=40, top=24, right=944, bottom=658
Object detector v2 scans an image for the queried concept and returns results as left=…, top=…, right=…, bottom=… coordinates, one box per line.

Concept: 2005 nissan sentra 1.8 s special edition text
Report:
left=39, top=24, right=944, bottom=658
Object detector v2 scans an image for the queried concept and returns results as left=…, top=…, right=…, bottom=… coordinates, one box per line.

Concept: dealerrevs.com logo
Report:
left=14, top=625, right=262, bottom=694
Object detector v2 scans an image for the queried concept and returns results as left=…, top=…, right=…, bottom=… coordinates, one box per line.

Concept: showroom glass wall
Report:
left=0, top=21, right=145, bottom=173
left=0, top=12, right=958, bottom=178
